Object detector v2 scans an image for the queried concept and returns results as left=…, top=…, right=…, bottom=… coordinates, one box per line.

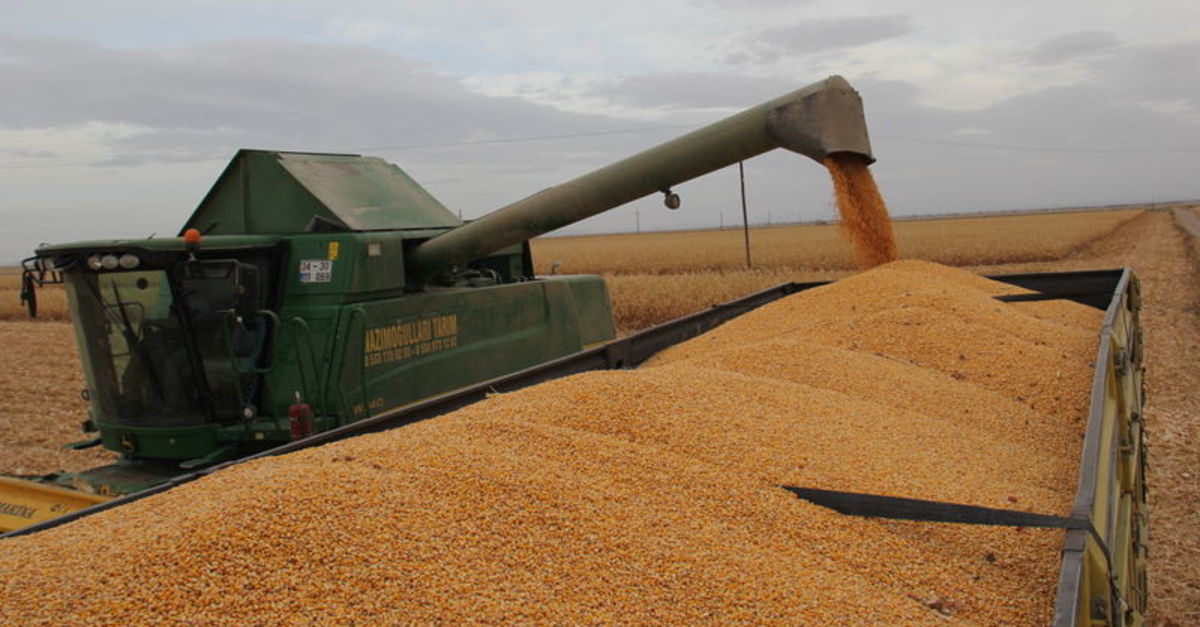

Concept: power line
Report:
left=0, top=124, right=694, bottom=171
left=359, top=124, right=692, bottom=153
left=878, top=134, right=1200, bottom=155
left=2, top=125, right=1196, bottom=171
left=0, top=159, right=115, bottom=171
left=0, top=218, right=106, bottom=233
left=4, top=125, right=1196, bottom=171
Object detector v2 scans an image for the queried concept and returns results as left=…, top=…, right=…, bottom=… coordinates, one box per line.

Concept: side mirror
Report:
left=20, top=272, right=37, bottom=318
left=233, top=263, right=261, bottom=321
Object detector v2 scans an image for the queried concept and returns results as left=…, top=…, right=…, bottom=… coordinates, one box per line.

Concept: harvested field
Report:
left=0, top=261, right=1098, bottom=624
left=963, top=211, right=1200, bottom=626
left=530, top=208, right=1142, bottom=276
left=0, top=209, right=1143, bottom=326
left=531, top=208, right=1141, bottom=331
left=0, top=270, right=69, bottom=322
left=0, top=321, right=115, bottom=476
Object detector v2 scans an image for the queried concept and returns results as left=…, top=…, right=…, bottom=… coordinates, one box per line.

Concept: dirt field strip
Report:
left=0, top=321, right=115, bottom=476
left=601, top=210, right=1143, bottom=332
left=1172, top=207, right=1200, bottom=238
left=0, top=271, right=69, bottom=322
left=969, top=211, right=1200, bottom=626
left=530, top=209, right=1142, bottom=276
left=0, top=209, right=1145, bottom=326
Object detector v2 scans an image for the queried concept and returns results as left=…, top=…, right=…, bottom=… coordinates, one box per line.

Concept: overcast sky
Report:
left=2, top=1, right=1198, bottom=261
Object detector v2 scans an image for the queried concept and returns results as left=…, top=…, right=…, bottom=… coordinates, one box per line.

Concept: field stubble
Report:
left=0, top=209, right=1143, bottom=328
left=529, top=209, right=1142, bottom=331
left=0, top=271, right=68, bottom=322
left=531, top=209, right=1142, bottom=276
left=0, top=321, right=115, bottom=475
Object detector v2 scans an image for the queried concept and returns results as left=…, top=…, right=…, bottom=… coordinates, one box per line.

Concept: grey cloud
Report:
left=862, top=43, right=1200, bottom=213
left=1, top=147, right=58, bottom=159
left=689, top=0, right=813, bottom=10
left=858, top=41, right=1200, bottom=160
left=1028, top=31, right=1120, bottom=65
left=4, top=33, right=1200, bottom=263
left=733, top=16, right=912, bottom=63
left=0, top=35, right=680, bottom=258
left=1113, top=39, right=1200, bottom=88
left=597, top=62, right=1200, bottom=224
left=0, top=35, right=645, bottom=166
left=1053, top=39, right=1200, bottom=124
left=586, top=73, right=798, bottom=109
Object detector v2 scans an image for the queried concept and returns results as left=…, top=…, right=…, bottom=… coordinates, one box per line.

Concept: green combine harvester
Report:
left=8, top=76, right=872, bottom=501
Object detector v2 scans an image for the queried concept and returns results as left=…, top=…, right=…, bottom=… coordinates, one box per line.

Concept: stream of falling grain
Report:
left=825, top=153, right=899, bottom=269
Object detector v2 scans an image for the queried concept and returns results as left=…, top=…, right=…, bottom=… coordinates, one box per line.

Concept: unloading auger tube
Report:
left=406, top=75, right=873, bottom=284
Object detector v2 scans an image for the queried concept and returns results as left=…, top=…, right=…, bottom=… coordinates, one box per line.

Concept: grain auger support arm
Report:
left=406, top=75, right=873, bottom=284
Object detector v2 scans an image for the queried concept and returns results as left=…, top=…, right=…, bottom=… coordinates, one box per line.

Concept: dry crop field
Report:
left=0, top=270, right=112, bottom=474
left=0, top=208, right=1143, bottom=328
left=531, top=208, right=1142, bottom=331
left=531, top=208, right=1142, bottom=275
left=0, top=268, right=68, bottom=322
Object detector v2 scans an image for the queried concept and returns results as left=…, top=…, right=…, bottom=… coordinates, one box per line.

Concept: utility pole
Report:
left=739, top=161, right=751, bottom=269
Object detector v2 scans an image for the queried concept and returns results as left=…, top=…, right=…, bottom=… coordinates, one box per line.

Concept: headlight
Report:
left=100, top=254, right=119, bottom=270
left=86, top=255, right=103, bottom=271
left=118, top=254, right=140, bottom=270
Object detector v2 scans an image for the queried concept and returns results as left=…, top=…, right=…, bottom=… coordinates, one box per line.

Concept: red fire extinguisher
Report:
left=289, top=392, right=312, bottom=441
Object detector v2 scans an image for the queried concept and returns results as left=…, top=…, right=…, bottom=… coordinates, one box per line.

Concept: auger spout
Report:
left=407, top=75, right=872, bottom=284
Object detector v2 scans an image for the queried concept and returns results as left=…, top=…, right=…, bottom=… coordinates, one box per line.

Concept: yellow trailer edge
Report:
left=0, top=476, right=112, bottom=533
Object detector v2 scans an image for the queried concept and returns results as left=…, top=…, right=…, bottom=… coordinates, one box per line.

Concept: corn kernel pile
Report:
left=0, top=260, right=1101, bottom=625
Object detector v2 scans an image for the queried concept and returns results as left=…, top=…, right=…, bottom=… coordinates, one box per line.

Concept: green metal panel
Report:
left=325, top=280, right=589, bottom=422
left=181, top=150, right=462, bottom=236
left=145, top=274, right=611, bottom=450
left=543, top=275, right=615, bottom=346
left=276, top=232, right=534, bottom=302
left=95, top=422, right=220, bottom=460
left=37, top=234, right=283, bottom=255
left=359, top=233, right=411, bottom=293
left=280, top=232, right=413, bottom=299
left=277, top=153, right=462, bottom=231
left=283, top=234, right=362, bottom=300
